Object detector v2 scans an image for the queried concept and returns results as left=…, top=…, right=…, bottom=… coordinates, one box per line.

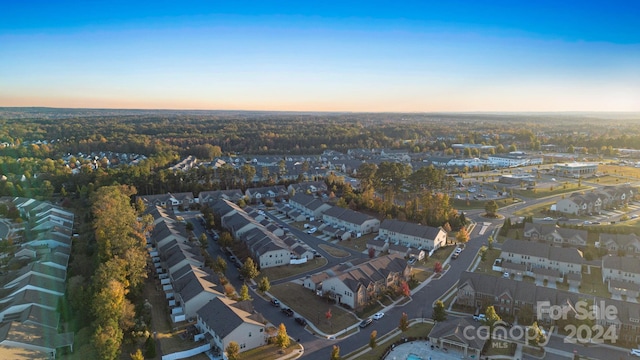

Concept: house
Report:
left=500, top=239, right=583, bottom=282
left=244, top=186, right=288, bottom=204
left=602, top=255, right=640, bottom=297
left=598, top=233, right=640, bottom=255
left=311, top=254, right=410, bottom=310
left=169, top=266, right=224, bottom=323
left=288, top=181, right=328, bottom=196
left=241, top=228, right=290, bottom=269
left=0, top=322, right=74, bottom=359
left=196, top=297, right=267, bottom=355
left=428, top=318, right=486, bottom=358
left=523, top=223, right=587, bottom=247
left=322, top=206, right=380, bottom=236
left=555, top=192, right=603, bottom=216
left=287, top=193, right=332, bottom=220
left=137, top=192, right=195, bottom=210
left=379, top=219, right=447, bottom=251
left=198, top=189, right=245, bottom=205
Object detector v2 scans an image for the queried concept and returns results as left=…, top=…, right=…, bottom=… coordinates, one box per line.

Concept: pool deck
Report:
left=384, top=340, right=476, bottom=360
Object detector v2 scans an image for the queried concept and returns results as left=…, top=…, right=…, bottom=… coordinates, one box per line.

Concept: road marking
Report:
left=478, top=225, right=489, bottom=235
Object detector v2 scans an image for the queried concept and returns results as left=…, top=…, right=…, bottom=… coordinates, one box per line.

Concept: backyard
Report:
left=258, top=257, right=328, bottom=281
left=269, top=282, right=359, bottom=334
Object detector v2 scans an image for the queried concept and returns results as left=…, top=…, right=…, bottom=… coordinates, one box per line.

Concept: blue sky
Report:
left=1, top=1, right=639, bottom=111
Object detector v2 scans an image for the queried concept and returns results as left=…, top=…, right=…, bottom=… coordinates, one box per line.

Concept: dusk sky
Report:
left=1, top=1, right=639, bottom=112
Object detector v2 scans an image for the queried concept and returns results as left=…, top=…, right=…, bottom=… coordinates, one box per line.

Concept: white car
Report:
left=372, top=312, right=384, bottom=320
left=307, top=227, right=317, bottom=234
left=632, top=214, right=639, bottom=219
left=503, top=272, right=510, bottom=278
left=630, top=348, right=640, bottom=357
left=543, top=217, right=554, bottom=221
left=455, top=247, right=463, bottom=254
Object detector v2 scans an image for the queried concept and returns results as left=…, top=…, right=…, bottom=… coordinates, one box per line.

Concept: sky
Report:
left=1, top=0, right=639, bottom=112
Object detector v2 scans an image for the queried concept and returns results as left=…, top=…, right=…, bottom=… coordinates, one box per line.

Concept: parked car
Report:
left=503, top=272, right=510, bottom=278
left=282, top=308, right=294, bottom=317
left=372, top=312, right=384, bottom=320
left=307, top=227, right=317, bottom=234
left=359, top=318, right=373, bottom=328
left=630, top=348, right=640, bottom=357
left=632, top=214, right=639, bottom=219
left=451, top=252, right=459, bottom=260
left=271, top=299, right=280, bottom=307
left=295, top=317, right=307, bottom=326
left=473, top=314, right=486, bottom=322
left=407, top=257, right=417, bottom=265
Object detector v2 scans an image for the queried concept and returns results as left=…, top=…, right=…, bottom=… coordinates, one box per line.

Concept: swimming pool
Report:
left=406, top=354, right=422, bottom=360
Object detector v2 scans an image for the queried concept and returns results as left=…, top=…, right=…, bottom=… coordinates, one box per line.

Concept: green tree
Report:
left=258, top=276, right=271, bottom=293
left=330, top=345, right=341, bottom=360
left=226, top=341, right=240, bottom=360
left=369, top=330, right=377, bottom=348
left=241, top=257, right=260, bottom=280
left=432, top=300, right=447, bottom=322
left=239, top=284, right=252, bottom=301
left=488, top=236, right=494, bottom=250
left=485, top=200, right=498, bottom=217
left=93, top=320, right=124, bottom=360
left=143, top=334, right=156, bottom=358
left=398, top=312, right=409, bottom=332
left=276, top=323, right=291, bottom=349
left=185, top=222, right=194, bottom=232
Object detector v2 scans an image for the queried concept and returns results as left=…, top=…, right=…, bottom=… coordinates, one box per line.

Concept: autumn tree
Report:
left=330, top=345, right=341, bottom=360
left=130, top=349, right=144, bottom=360
left=257, top=276, right=271, bottom=293
left=239, top=284, right=252, bottom=301
left=484, top=306, right=502, bottom=341
left=526, top=321, right=546, bottom=346
left=213, top=256, right=227, bottom=274
left=226, top=341, right=240, bottom=360
left=369, top=330, right=377, bottom=348
left=456, top=227, right=470, bottom=243
left=276, top=323, right=291, bottom=349
left=433, top=300, right=447, bottom=322
left=434, top=261, right=443, bottom=273
left=241, top=257, right=260, bottom=280
left=398, top=312, right=409, bottom=332
left=400, top=280, right=410, bottom=297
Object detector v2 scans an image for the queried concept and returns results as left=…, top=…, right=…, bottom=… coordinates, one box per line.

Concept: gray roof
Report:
left=428, top=318, right=486, bottom=350
left=380, top=219, right=444, bottom=239
left=603, top=255, right=640, bottom=274
left=323, top=206, right=378, bottom=226
left=197, top=297, right=264, bottom=339
left=502, top=239, right=583, bottom=264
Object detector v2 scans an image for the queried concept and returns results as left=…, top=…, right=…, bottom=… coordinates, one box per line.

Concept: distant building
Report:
left=553, top=162, right=597, bottom=178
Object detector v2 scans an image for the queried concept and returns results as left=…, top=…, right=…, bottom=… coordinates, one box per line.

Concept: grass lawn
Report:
left=579, top=266, right=610, bottom=298
left=453, top=197, right=521, bottom=211
left=345, top=322, right=434, bottom=360
left=241, top=342, right=303, bottom=360
left=269, top=282, right=359, bottom=334
left=337, top=233, right=375, bottom=252
left=258, top=257, right=328, bottom=281
left=474, top=248, right=502, bottom=274
left=318, top=244, right=350, bottom=257
left=511, top=184, right=590, bottom=199
left=425, top=246, right=455, bottom=269
left=513, top=201, right=556, bottom=217
left=411, top=268, right=434, bottom=283
left=598, top=165, right=640, bottom=182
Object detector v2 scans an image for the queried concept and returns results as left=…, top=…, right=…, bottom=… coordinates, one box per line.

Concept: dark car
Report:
left=295, top=317, right=307, bottom=326
left=359, top=318, right=373, bottom=328
left=270, top=299, right=280, bottom=307
left=282, top=308, right=294, bottom=317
